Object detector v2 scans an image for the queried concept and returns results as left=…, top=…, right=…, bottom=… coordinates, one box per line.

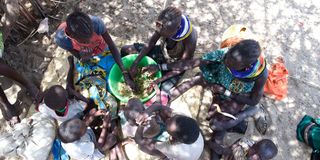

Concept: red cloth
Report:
left=264, top=57, right=289, bottom=100
left=58, top=22, right=107, bottom=55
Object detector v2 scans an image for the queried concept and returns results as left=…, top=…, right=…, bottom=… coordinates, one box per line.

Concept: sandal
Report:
left=253, top=104, right=271, bottom=135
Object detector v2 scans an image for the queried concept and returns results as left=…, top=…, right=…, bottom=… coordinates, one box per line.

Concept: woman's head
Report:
left=58, top=118, right=87, bottom=143
left=156, top=7, right=182, bottom=38
left=66, top=11, right=93, bottom=44
left=44, top=85, right=68, bottom=112
left=166, top=115, right=200, bottom=144
left=224, top=39, right=261, bottom=71
left=247, top=139, right=278, bottom=160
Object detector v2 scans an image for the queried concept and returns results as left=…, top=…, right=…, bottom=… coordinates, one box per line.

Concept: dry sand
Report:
left=1, top=0, right=320, bottom=159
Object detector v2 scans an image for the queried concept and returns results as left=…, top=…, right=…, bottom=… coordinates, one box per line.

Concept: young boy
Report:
left=55, top=10, right=136, bottom=109
left=134, top=114, right=204, bottom=160
left=211, top=138, right=278, bottom=160
left=122, top=6, right=197, bottom=93
left=38, top=85, right=90, bottom=123
left=206, top=100, right=262, bottom=160
left=58, top=118, right=109, bottom=160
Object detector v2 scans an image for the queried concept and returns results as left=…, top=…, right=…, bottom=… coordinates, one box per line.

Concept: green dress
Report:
left=297, top=115, right=320, bottom=151
left=200, top=48, right=255, bottom=94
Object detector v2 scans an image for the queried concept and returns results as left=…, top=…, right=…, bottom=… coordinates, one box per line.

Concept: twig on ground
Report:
left=19, top=2, right=37, bottom=23
left=15, top=21, right=29, bottom=32
left=47, top=15, right=61, bottom=21
left=17, top=29, right=37, bottom=46
left=29, top=0, right=46, bottom=18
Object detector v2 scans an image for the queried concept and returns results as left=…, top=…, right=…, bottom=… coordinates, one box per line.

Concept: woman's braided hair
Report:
left=66, top=11, right=93, bottom=40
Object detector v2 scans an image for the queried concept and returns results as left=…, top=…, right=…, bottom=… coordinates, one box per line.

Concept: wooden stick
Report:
left=19, top=2, right=37, bottom=23
left=163, top=0, right=169, bottom=9
left=49, top=0, right=67, bottom=3
left=29, top=0, right=46, bottom=18
left=15, top=21, right=29, bottom=32
left=17, top=28, right=37, bottom=46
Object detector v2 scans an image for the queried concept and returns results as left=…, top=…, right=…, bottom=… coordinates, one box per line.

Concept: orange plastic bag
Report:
left=264, top=57, right=289, bottom=100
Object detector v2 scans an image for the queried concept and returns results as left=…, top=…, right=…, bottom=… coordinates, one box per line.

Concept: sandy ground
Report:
left=1, top=0, right=320, bottom=159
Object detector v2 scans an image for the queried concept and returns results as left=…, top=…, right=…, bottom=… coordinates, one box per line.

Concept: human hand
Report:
left=142, top=64, right=160, bottom=77
left=210, top=84, right=225, bottom=94
left=94, top=110, right=109, bottom=117
left=129, top=64, right=138, bottom=78
left=136, top=112, right=153, bottom=126
left=146, top=80, right=160, bottom=93
left=3, top=106, right=20, bottom=126
left=123, top=71, right=138, bottom=92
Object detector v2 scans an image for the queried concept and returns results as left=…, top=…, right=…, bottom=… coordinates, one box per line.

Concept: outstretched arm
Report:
left=210, top=70, right=268, bottom=106
left=66, top=56, right=90, bottom=103
left=0, top=62, right=39, bottom=95
left=134, top=125, right=167, bottom=158
left=130, top=32, right=161, bottom=75
left=103, top=29, right=137, bottom=90
left=209, top=106, right=259, bottom=131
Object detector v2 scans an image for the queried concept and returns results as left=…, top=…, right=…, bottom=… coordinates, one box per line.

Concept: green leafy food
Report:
left=118, top=68, right=156, bottom=98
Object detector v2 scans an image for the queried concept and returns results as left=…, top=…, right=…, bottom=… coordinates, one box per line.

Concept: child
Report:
left=58, top=118, right=110, bottom=160
left=120, top=98, right=168, bottom=139
left=134, top=114, right=204, bottom=160
left=38, top=85, right=90, bottom=123
left=212, top=138, right=278, bottom=160
left=0, top=62, right=41, bottom=125
left=55, top=10, right=135, bottom=110
left=122, top=6, right=197, bottom=93
left=206, top=101, right=261, bottom=160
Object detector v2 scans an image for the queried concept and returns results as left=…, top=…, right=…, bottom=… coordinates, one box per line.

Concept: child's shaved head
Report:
left=44, top=85, right=68, bottom=110
left=248, top=139, right=278, bottom=160
left=166, top=115, right=200, bottom=144
left=58, top=118, right=87, bottom=143
left=124, top=98, right=145, bottom=121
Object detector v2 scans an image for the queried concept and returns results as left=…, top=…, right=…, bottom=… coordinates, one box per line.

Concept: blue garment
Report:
left=54, top=16, right=106, bottom=51
left=52, top=139, right=69, bottom=160
left=74, top=50, right=118, bottom=114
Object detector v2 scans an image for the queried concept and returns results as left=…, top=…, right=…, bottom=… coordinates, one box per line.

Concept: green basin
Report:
left=108, top=54, right=162, bottom=103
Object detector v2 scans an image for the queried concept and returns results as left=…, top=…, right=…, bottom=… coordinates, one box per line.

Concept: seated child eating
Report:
left=123, top=6, right=197, bottom=93
left=120, top=98, right=169, bottom=140
left=38, top=85, right=90, bottom=123
left=206, top=99, right=261, bottom=159
left=58, top=117, right=114, bottom=160
left=134, top=114, right=204, bottom=160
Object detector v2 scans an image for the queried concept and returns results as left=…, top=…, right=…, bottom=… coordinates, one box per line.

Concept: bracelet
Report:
left=161, top=64, right=168, bottom=71
left=224, top=89, right=231, bottom=97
